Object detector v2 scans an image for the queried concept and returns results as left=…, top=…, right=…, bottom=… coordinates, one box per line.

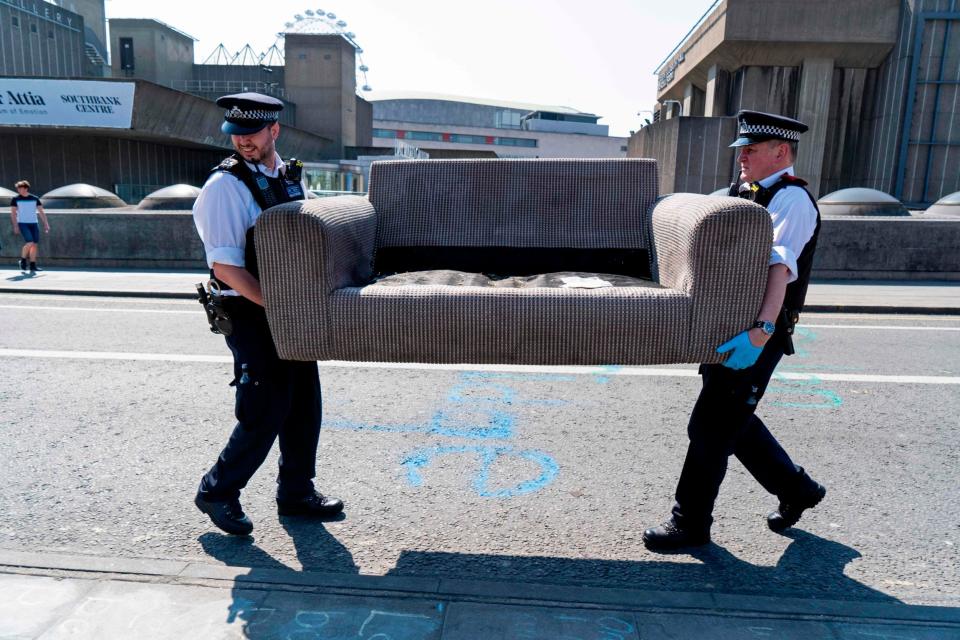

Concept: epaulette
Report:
left=218, top=157, right=239, bottom=170
left=779, top=174, right=808, bottom=187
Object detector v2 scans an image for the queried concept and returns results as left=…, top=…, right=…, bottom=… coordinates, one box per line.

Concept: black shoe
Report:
left=768, top=483, right=827, bottom=532
left=195, top=495, right=253, bottom=535
left=29, top=262, right=38, bottom=274
left=277, top=491, right=344, bottom=517
left=18, top=258, right=26, bottom=272
left=643, top=519, right=710, bottom=550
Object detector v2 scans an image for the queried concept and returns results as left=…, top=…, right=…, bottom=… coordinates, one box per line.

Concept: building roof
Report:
left=107, top=18, right=197, bottom=42
left=366, top=90, right=598, bottom=118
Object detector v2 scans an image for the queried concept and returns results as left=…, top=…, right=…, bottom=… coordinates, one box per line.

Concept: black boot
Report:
left=19, top=258, right=26, bottom=272
left=29, top=262, right=37, bottom=275
left=643, top=518, right=710, bottom=551
left=768, top=483, right=826, bottom=532
left=277, top=490, right=344, bottom=517
left=195, top=494, right=253, bottom=535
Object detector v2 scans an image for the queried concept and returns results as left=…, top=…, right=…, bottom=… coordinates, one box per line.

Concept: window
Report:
left=11, top=16, right=19, bottom=28
left=406, top=131, right=443, bottom=142
left=496, top=137, right=537, bottom=148
left=30, top=23, right=38, bottom=34
left=48, top=30, right=54, bottom=39
left=620, top=145, right=628, bottom=152
left=449, top=134, right=488, bottom=145
left=372, top=128, right=395, bottom=138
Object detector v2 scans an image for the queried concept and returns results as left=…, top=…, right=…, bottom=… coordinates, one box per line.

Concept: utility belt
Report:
left=779, top=307, right=801, bottom=356
left=196, top=280, right=236, bottom=336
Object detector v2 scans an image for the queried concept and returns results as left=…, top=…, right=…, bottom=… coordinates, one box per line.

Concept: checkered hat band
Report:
left=225, top=106, right=279, bottom=121
left=739, top=123, right=800, bottom=141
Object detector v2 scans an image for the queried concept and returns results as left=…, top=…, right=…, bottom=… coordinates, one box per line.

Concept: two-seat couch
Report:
left=254, top=158, right=772, bottom=365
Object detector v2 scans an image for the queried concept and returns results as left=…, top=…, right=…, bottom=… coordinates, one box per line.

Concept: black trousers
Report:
left=198, top=298, right=322, bottom=503
left=671, top=335, right=818, bottom=531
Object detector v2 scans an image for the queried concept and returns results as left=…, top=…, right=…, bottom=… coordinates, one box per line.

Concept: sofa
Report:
left=254, top=158, right=772, bottom=365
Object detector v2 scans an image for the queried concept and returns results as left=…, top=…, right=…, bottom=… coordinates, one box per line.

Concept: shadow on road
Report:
left=387, top=529, right=897, bottom=604
left=199, top=515, right=364, bottom=638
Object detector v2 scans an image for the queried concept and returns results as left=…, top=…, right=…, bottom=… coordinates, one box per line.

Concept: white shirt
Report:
left=192, top=152, right=286, bottom=270
left=744, top=166, right=818, bottom=283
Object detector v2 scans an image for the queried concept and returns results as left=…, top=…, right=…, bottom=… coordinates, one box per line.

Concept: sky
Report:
left=105, top=0, right=715, bottom=137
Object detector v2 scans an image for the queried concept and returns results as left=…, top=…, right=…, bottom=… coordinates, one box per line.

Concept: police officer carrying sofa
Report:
left=192, top=93, right=343, bottom=535
left=643, top=110, right=826, bottom=550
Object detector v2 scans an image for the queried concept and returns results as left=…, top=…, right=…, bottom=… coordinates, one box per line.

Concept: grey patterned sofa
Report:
left=254, top=159, right=772, bottom=365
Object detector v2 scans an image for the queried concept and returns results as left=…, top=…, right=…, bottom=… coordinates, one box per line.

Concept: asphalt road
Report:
left=1, top=292, right=958, bottom=609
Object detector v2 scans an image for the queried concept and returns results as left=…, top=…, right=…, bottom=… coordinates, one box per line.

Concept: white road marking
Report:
left=1, top=349, right=958, bottom=385
left=801, top=324, right=960, bottom=331
left=1, top=305, right=959, bottom=330
left=0, top=304, right=195, bottom=314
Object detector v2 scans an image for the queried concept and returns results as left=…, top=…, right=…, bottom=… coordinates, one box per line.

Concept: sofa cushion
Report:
left=368, top=159, right=659, bottom=253
left=329, top=283, right=689, bottom=365
left=370, top=270, right=663, bottom=290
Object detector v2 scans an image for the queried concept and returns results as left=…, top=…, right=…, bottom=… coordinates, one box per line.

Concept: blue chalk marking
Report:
left=592, top=364, right=623, bottom=384
left=402, top=445, right=559, bottom=497
left=448, top=381, right=516, bottom=404
left=461, top=371, right=577, bottom=382
left=430, top=408, right=514, bottom=439
left=768, top=387, right=843, bottom=409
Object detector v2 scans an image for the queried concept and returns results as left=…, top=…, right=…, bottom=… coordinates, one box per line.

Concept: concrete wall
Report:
left=629, top=117, right=738, bottom=195
left=0, top=211, right=206, bottom=269
left=0, top=131, right=224, bottom=202
left=283, top=33, right=357, bottom=157
left=0, top=2, right=85, bottom=77
left=355, top=96, right=372, bottom=147
left=1, top=209, right=957, bottom=279
left=858, top=0, right=960, bottom=206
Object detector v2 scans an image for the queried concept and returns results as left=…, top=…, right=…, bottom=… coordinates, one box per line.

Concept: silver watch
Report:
left=752, top=320, right=776, bottom=336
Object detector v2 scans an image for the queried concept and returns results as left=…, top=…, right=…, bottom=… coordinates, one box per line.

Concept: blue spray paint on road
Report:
left=329, top=371, right=561, bottom=498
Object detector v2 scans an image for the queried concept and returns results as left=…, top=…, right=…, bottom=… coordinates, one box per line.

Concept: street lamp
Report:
left=661, top=100, right=683, bottom=118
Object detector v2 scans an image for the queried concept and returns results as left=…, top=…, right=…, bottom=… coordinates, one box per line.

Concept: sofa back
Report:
left=368, top=158, right=659, bottom=251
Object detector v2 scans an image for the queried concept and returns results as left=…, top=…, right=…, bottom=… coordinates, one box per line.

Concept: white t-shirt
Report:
left=11, top=194, right=42, bottom=224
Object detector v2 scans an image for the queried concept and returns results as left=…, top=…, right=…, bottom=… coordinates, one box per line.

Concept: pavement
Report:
left=2, top=267, right=959, bottom=639
left=1, top=267, right=959, bottom=314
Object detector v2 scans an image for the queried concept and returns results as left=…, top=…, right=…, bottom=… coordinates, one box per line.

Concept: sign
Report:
left=0, top=0, right=81, bottom=31
left=0, top=79, right=135, bottom=128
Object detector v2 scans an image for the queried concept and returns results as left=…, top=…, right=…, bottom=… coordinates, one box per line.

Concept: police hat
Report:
left=216, top=92, right=284, bottom=135
left=730, top=110, right=808, bottom=148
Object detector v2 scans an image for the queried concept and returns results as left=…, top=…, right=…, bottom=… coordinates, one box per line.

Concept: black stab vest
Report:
left=730, top=175, right=821, bottom=315
left=208, top=153, right=305, bottom=290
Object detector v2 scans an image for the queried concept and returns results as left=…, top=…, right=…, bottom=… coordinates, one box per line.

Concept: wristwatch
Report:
left=751, top=320, right=776, bottom=336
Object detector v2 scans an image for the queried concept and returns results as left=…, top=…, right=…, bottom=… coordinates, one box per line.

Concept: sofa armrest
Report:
left=255, top=195, right=377, bottom=360
left=651, top=193, right=772, bottom=361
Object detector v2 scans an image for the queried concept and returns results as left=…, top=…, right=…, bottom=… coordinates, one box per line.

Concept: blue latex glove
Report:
left=716, top=330, right=762, bottom=370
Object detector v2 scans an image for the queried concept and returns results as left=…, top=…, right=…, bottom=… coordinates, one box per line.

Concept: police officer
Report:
left=192, top=93, right=343, bottom=536
left=643, top=110, right=825, bottom=550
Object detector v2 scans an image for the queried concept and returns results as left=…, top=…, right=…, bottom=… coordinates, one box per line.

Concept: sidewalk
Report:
left=1, top=267, right=959, bottom=314
left=2, top=549, right=957, bottom=639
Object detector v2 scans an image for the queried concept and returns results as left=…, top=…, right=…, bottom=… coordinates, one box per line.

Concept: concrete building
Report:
left=631, top=0, right=959, bottom=206
left=1, top=0, right=373, bottom=196
left=0, top=0, right=101, bottom=77
left=370, top=91, right=628, bottom=158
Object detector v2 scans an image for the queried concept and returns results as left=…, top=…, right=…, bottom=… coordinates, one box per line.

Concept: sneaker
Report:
left=18, top=258, right=26, bottom=272
left=29, top=263, right=37, bottom=275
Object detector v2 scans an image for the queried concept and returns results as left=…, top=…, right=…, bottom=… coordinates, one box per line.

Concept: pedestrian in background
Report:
left=644, top=110, right=826, bottom=551
left=10, top=180, right=49, bottom=275
left=192, top=93, right=344, bottom=536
